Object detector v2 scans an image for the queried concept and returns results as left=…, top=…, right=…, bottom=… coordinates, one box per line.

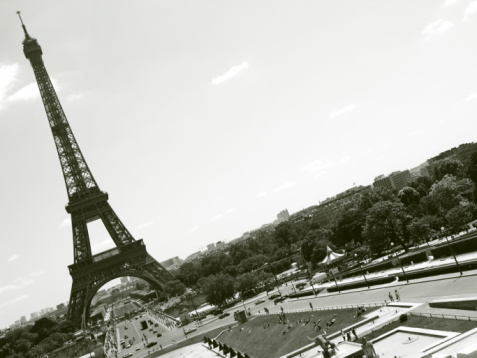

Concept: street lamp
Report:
left=441, top=227, right=462, bottom=275
left=391, top=243, right=409, bottom=283
left=355, top=254, right=369, bottom=289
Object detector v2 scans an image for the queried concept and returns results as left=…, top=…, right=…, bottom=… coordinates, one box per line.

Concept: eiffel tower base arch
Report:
left=67, top=240, right=170, bottom=329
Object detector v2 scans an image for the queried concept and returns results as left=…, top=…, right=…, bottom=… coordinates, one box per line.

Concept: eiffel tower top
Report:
left=17, top=12, right=102, bottom=204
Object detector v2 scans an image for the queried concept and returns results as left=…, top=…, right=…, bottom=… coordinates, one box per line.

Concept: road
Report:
left=115, top=312, right=168, bottom=358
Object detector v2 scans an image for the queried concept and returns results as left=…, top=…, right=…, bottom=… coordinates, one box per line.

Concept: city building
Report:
left=273, top=209, right=290, bottom=225
left=160, top=256, right=183, bottom=269
left=373, top=175, right=394, bottom=190
left=216, top=241, right=225, bottom=249
left=389, top=170, right=413, bottom=191
left=373, top=170, right=413, bottom=191
left=21, top=316, right=26, bottom=324
left=206, top=243, right=216, bottom=251
left=409, top=161, right=430, bottom=179
left=31, top=312, right=39, bottom=319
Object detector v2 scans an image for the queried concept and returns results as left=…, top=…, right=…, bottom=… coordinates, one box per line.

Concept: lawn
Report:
left=215, top=309, right=361, bottom=358
left=363, top=314, right=477, bottom=342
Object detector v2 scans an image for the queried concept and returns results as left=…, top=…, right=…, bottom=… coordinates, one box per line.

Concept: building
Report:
left=31, top=312, right=39, bottom=319
left=160, top=256, right=183, bottom=269
left=409, top=161, right=430, bottom=179
left=373, top=175, right=394, bottom=190
left=206, top=243, right=216, bottom=251
left=273, top=209, right=290, bottom=225
left=21, top=316, right=26, bottom=324
left=216, top=241, right=225, bottom=249
left=373, top=170, right=413, bottom=191
left=389, top=170, right=413, bottom=191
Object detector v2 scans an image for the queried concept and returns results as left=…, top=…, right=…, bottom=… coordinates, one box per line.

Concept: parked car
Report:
left=185, top=327, right=197, bottom=334
left=268, top=294, right=280, bottom=300
left=147, top=342, right=157, bottom=348
left=157, top=333, right=162, bottom=337
left=218, top=312, right=230, bottom=319
left=135, top=346, right=140, bottom=351
left=123, top=353, right=133, bottom=358
left=255, top=298, right=266, bottom=305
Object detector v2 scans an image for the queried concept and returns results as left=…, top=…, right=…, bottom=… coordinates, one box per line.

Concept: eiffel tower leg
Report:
left=67, top=282, right=88, bottom=330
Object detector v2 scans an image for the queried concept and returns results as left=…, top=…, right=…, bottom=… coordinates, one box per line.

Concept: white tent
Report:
left=319, top=246, right=345, bottom=265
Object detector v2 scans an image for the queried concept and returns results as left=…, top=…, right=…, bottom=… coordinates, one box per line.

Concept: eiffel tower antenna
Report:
left=16, top=11, right=30, bottom=38
left=18, top=15, right=174, bottom=329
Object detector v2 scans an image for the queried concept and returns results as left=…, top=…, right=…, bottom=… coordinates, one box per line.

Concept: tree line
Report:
left=166, top=153, right=477, bottom=307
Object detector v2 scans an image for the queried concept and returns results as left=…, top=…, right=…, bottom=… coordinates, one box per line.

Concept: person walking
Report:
left=309, top=302, right=314, bottom=310
left=352, top=328, right=358, bottom=341
left=394, top=289, right=400, bottom=302
left=361, top=337, right=377, bottom=357
left=388, top=292, right=394, bottom=302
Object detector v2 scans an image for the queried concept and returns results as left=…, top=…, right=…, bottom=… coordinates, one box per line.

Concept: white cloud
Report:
left=59, top=217, right=71, bottom=229
left=256, top=192, right=268, bottom=198
left=224, top=208, right=235, bottom=214
left=444, top=0, right=459, bottom=6
left=302, top=160, right=335, bottom=173
left=329, top=104, right=355, bottom=119
left=274, top=182, right=296, bottom=192
left=185, top=225, right=199, bottom=235
left=211, top=214, right=224, bottom=222
left=462, top=93, right=477, bottom=102
left=422, top=19, right=454, bottom=40
left=137, top=221, right=153, bottom=230
left=0, top=295, right=29, bottom=308
left=7, top=82, right=40, bottom=102
left=30, top=271, right=45, bottom=278
left=67, top=93, right=84, bottom=102
left=7, top=254, right=20, bottom=262
left=0, top=278, right=34, bottom=294
left=463, top=1, right=477, bottom=21
left=212, top=62, right=249, bottom=85
left=408, top=129, right=425, bottom=137
left=0, top=63, right=20, bottom=110
left=7, top=78, right=59, bottom=103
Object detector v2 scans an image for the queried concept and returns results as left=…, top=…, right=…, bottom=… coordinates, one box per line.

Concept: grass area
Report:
left=215, top=309, right=361, bottom=358
left=147, top=323, right=233, bottom=357
left=363, top=315, right=477, bottom=342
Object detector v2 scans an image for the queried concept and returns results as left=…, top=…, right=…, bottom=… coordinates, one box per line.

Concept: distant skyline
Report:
left=1, top=0, right=477, bottom=328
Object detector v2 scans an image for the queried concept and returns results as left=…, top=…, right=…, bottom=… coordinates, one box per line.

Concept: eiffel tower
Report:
left=17, top=13, right=173, bottom=329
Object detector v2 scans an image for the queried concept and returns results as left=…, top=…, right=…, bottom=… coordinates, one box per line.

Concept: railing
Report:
left=409, top=312, right=477, bottom=321
left=254, top=302, right=384, bottom=315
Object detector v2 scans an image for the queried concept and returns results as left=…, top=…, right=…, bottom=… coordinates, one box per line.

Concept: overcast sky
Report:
left=1, top=0, right=477, bottom=328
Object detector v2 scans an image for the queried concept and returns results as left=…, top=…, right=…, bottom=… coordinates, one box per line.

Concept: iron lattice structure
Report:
left=18, top=13, right=173, bottom=329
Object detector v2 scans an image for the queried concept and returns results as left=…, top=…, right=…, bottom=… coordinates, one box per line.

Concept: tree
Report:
left=397, top=187, right=420, bottom=207
left=467, top=152, right=477, bottom=202
left=407, top=217, right=435, bottom=244
left=429, top=175, right=474, bottom=215
left=363, top=201, right=412, bottom=254
left=445, top=201, right=477, bottom=233
left=13, top=339, right=31, bottom=354
left=433, top=158, right=464, bottom=181
left=200, top=273, right=235, bottom=307
left=409, top=176, right=434, bottom=197
left=164, top=279, right=186, bottom=297
left=235, top=273, right=258, bottom=298
left=300, top=229, right=332, bottom=263
left=331, top=208, right=365, bottom=246
left=274, top=222, right=297, bottom=247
